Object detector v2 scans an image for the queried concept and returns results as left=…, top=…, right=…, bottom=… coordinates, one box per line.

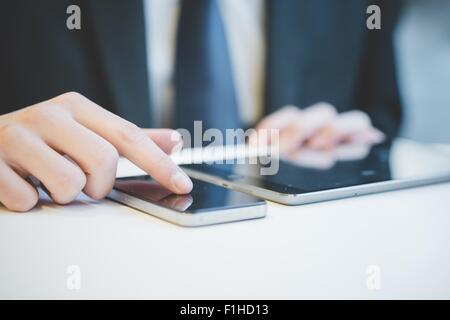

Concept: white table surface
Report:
left=1, top=151, right=450, bottom=299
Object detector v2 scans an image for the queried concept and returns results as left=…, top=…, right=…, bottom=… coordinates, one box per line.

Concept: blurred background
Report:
left=396, top=0, right=450, bottom=144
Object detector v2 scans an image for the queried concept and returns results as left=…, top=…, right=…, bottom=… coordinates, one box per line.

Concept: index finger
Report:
left=56, top=93, right=193, bottom=194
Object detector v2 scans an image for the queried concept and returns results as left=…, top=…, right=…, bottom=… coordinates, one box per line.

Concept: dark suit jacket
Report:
left=0, top=0, right=402, bottom=136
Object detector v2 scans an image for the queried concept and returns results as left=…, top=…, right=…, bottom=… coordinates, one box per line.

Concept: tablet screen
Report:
left=182, top=139, right=450, bottom=194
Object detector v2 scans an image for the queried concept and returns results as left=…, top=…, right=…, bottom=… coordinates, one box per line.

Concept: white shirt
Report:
left=143, top=0, right=265, bottom=127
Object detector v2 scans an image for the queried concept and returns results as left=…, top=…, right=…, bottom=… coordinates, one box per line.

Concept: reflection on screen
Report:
left=183, top=138, right=450, bottom=194
left=115, top=178, right=262, bottom=213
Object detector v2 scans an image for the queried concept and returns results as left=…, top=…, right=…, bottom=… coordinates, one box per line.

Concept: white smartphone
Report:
left=108, top=176, right=266, bottom=227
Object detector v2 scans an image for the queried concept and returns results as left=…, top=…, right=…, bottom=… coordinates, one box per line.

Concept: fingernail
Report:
left=171, top=170, right=193, bottom=194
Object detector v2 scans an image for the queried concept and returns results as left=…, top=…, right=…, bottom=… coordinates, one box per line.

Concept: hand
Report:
left=0, top=92, right=193, bottom=212
left=250, top=102, right=384, bottom=155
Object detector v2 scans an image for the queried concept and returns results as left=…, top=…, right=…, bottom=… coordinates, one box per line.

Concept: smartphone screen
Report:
left=114, top=176, right=265, bottom=213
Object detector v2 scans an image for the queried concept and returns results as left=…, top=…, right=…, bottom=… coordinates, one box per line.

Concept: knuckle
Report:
left=281, top=105, right=301, bottom=117
left=53, top=91, right=92, bottom=112
left=58, top=91, right=85, bottom=103
left=315, top=101, right=335, bottom=109
left=0, top=122, right=25, bottom=141
left=308, top=102, right=337, bottom=122
left=0, top=122, right=30, bottom=152
left=117, top=122, right=146, bottom=146
left=84, top=143, right=118, bottom=200
left=314, top=101, right=337, bottom=113
left=351, top=110, right=371, bottom=125
left=27, top=105, right=51, bottom=122
left=91, top=142, right=119, bottom=171
left=18, top=104, right=66, bottom=126
left=51, top=169, right=86, bottom=204
left=86, top=183, right=114, bottom=200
